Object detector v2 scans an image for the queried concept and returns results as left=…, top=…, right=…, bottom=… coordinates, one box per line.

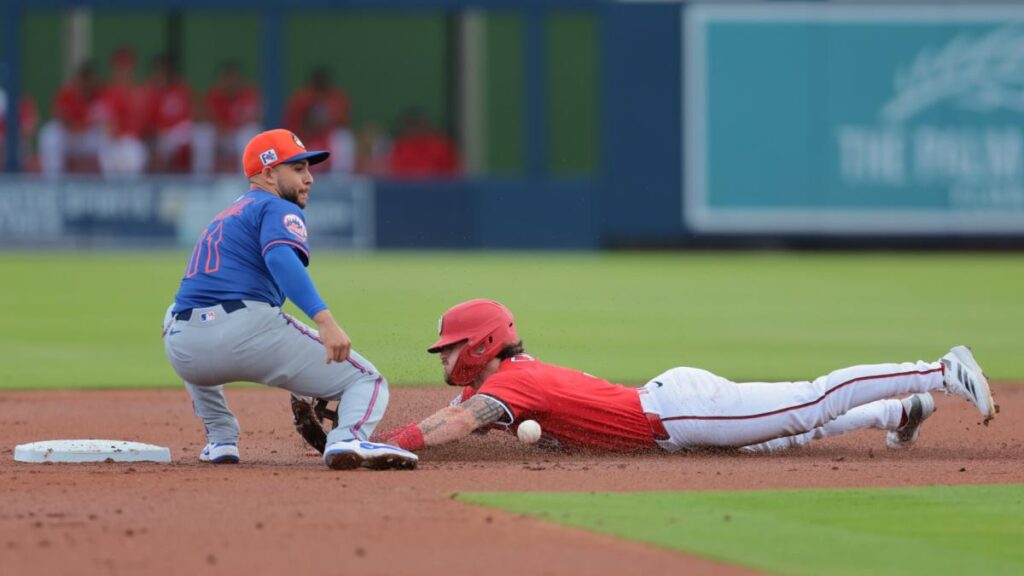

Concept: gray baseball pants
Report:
left=162, top=300, right=388, bottom=446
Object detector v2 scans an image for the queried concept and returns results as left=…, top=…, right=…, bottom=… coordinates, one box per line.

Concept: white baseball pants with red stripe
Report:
left=638, top=362, right=944, bottom=452
left=738, top=398, right=905, bottom=453
left=163, top=301, right=388, bottom=445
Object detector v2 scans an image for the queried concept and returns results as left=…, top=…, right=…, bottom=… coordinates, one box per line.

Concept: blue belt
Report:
left=175, top=300, right=247, bottom=321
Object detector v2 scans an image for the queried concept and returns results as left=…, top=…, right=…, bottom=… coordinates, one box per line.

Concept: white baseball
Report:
left=517, top=419, right=542, bottom=444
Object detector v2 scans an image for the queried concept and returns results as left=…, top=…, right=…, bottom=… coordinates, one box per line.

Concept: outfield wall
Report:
left=0, top=176, right=601, bottom=250
left=0, top=176, right=374, bottom=249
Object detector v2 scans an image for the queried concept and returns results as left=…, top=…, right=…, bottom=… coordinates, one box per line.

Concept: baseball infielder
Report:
left=377, top=299, right=995, bottom=455
left=162, top=128, right=417, bottom=470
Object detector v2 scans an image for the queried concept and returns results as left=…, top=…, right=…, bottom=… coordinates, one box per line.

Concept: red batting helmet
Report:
left=427, top=299, right=518, bottom=386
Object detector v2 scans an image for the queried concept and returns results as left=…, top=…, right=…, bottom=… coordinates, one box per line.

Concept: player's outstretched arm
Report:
left=380, top=395, right=505, bottom=450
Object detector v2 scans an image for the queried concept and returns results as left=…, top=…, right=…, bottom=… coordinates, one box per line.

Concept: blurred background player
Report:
left=38, top=61, right=104, bottom=175
left=143, top=54, right=194, bottom=173
left=387, top=105, right=460, bottom=177
left=95, top=47, right=148, bottom=176
left=285, top=67, right=355, bottom=174
left=353, top=121, right=392, bottom=176
left=193, top=61, right=263, bottom=175
left=388, top=107, right=460, bottom=178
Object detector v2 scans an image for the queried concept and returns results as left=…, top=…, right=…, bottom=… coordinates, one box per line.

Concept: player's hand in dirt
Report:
left=313, top=309, right=352, bottom=363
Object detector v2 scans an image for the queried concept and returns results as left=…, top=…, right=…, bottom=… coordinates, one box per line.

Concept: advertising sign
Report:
left=0, top=176, right=374, bottom=248
left=685, top=4, right=1024, bottom=234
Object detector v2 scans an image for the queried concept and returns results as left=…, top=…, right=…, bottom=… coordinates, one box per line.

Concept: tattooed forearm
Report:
left=463, top=395, right=505, bottom=427
left=418, top=417, right=448, bottom=435
left=415, top=397, right=504, bottom=447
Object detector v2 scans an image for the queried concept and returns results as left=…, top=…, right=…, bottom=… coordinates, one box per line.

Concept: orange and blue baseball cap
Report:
left=242, top=129, right=330, bottom=178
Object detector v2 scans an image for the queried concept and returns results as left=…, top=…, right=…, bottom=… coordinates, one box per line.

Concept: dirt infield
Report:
left=2, top=384, right=1022, bottom=576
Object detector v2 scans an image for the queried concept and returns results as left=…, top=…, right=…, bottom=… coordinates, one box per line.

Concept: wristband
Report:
left=388, top=423, right=425, bottom=451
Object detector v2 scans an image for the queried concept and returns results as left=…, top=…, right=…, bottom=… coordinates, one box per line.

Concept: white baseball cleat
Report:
left=940, top=345, right=996, bottom=420
left=886, top=393, right=936, bottom=449
left=199, top=442, right=240, bottom=464
left=323, top=439, right=418, bottom=471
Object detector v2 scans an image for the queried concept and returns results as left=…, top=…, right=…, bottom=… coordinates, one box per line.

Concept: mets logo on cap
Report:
left=291, top=133, right=306, bottom=150
left=283, top=214, right=308, bottom=242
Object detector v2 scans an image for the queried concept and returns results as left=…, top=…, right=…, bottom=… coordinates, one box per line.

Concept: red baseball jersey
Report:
left=98, top=83, right=145, bottom=137
left=146, top=82, right=192, bottom=132
left=284, top=87, right=350, bottom=137
left=206, top=85, right=261, bottom=130
left=459, top=355, right=656, bottom=452
left=54, top=83, right=102, bottom=131
left=389, top=131, right=460, bottom=178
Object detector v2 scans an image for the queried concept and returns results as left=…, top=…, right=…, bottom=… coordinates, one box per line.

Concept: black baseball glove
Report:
left=290, top=394, right=339, bottom=454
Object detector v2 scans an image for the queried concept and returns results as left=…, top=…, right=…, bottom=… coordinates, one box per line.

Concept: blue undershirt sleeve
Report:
left=264, top=245, right=329, bottom=319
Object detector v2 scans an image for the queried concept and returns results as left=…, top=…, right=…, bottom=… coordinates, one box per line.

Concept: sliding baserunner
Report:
left=372, top=299, right=994, bottom=456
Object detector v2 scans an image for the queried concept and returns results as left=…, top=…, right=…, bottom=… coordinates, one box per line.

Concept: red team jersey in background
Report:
left=389, top=131, right=460, bottom=177
left=284, top=87, right=350, bottom=138
left=98, top=83, right=145, bottom=137
left=54, top=83, right=101, bottom=131
left=206, top=86, right=261, bottom=130
left=457, top=355, right=656, bottom=452
left=146, top=81, right=192, bottom=132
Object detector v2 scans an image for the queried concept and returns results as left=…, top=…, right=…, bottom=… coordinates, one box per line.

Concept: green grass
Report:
left=459, top=484, right=1024, bottom=576
left=1, top=251, right=1022, bottom=389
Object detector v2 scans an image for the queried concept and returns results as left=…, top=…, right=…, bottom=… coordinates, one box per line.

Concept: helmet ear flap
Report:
left=471, top=335, right=492, bottom=356
left=450, top=334, right=499, bottom=386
